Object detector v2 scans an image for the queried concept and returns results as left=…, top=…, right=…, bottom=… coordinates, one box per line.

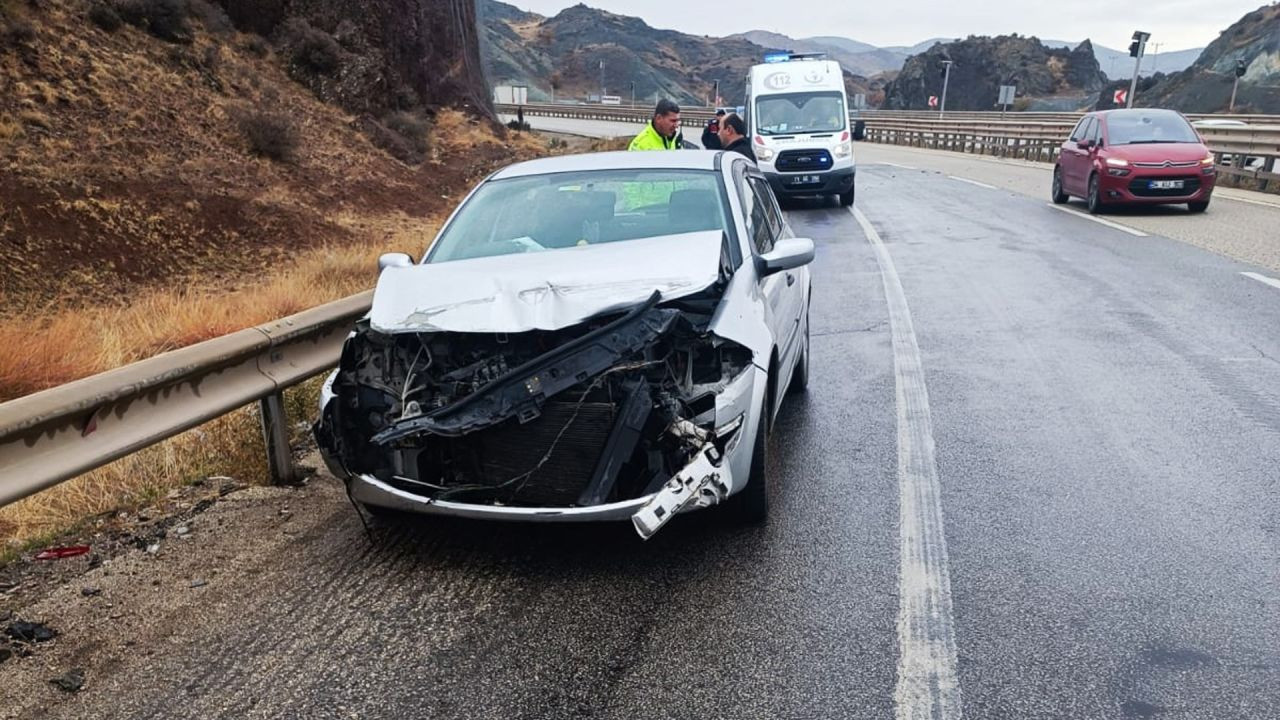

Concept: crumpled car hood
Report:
left=370, top=231, right=725, bottom=333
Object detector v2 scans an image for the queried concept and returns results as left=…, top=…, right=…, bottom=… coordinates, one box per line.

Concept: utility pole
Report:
left=939, top=60, right=954, bottom=117
left=1230, top=58, right=1246, bottom=111
left=712, top=79, right=719, bottom=109
left=1149, top=42, right=1161, bottom=74
left=599, top=59, right=605, bottom=98
left=630, top=80, right=636, bottom=108
left=1127, top=31, right=1150, bottom=108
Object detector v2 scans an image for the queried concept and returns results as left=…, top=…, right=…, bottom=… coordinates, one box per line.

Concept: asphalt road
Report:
left=4, top=144, right=1279, bottom=719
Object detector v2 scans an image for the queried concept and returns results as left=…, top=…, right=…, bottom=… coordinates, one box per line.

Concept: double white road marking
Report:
left=850, top=206, right=964, bottom=720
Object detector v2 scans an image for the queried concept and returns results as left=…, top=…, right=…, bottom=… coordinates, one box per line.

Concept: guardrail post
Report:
left=259, top=390, right=295, bottom=484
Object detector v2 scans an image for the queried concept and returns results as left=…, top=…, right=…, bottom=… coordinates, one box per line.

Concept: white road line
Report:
left=947, top=176, right=997, bottom=190
left=1220, top=194, right=1280, bottom=209
left=1046, top=204, right=1149, bottom=237
left=1242, top=271, right=1280, bottom=291
left=850, top=206, right=963, bottom=720
left=875, top=162, right=919, bottom=170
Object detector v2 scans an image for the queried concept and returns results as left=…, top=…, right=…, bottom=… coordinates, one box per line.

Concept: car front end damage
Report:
left=315, top=291, right=766, bottom=539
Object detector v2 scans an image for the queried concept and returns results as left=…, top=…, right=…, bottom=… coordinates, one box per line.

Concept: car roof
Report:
left=1094, top=108, right=1183, bottom=118
left=491, top=150, right=725, bottom=180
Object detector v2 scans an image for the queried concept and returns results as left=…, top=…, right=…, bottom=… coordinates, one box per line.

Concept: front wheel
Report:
left=1051, top=167, right=1069, bottom=204
left=1188, top=200, right=1209, bottom=214
left=839, top=183, right=855, bottom=207
left=1086, top=174, right=1105, bottom=215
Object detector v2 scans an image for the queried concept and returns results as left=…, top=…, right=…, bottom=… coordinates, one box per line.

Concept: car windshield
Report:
left=427, top=169, right=728, bottom=263
left=1107, top=111, right=1199, bottom=145
left=754, top=92, right=846, bottom=135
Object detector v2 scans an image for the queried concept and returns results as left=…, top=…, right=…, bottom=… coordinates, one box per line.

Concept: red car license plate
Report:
left=1149, top=180, right=1184, bottom=190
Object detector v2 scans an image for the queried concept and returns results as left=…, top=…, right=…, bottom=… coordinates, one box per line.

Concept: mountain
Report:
left=883, top=36, right=1107, bottom=111
left=480, top=2, right=781, bottom=105
left=1041, top=40, right=1202, bottom=80
left=883, top=38, right=958, bottom=55
left=734, top=30, right=908, bottom=77
left=1106, top=3, right=1280, bottom=113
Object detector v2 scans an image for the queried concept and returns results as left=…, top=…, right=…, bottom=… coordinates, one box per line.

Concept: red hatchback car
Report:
left=1052, top=108, right=1216, bottom=214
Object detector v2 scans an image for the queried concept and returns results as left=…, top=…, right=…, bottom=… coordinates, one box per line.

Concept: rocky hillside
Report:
left=1111, top=3, right=1280, bottom=113
left=882, top=36, right=1106, bottom=111
left=479, top=0, right=771, bottom=105
left=0, top=0, right=534, bottom=310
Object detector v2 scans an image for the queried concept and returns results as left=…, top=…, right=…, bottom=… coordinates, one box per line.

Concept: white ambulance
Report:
left=745, top=53, right=856, bottom=206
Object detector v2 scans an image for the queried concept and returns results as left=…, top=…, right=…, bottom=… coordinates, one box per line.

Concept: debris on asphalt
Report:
left=146, top=543, right=161, bottom=555
left=49, top=668, right=86, bottom=693
left=175, top=526, right=191, bottom=537
left=0, top=645, right=13, bottom=663
left=6, top=620, right=57, bottom=644
left=81, top=587, right=102, bottom=597
left=34, top=546, right=91, bottom=561
left=189, top=579, right=207, bottom=589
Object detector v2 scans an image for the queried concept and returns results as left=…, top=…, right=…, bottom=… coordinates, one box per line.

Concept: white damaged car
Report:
left=315, top=150, right=813, bottom=539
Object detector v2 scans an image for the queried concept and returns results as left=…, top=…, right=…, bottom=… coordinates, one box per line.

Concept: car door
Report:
left=735, top=169, right=798, bottom=402
left=1061, top=116, right=1094, bottom=194
left=750, top=174, right=804, bottom=385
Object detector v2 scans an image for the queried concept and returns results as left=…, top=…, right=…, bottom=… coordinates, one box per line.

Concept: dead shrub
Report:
left=188, top=0, right=231, bottom=34
left=220, top=0, right=283, bottom=36
left=241, top=33, right=268, bottom=57
left=113, top=0, right=192, bottom=43
left=241, top=110, right=297, bottom=162
left=282, top=18, right=340, bottom=74
left=2, top=17, right=35, bottom=48
left=87, top=4, right=121, bottom=31
left=383, top=111, right=430, bottom=153
left=362, top=118, right=415, bottom=164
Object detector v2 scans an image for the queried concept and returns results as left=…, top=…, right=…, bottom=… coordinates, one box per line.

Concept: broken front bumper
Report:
left=322, top=364, right=768, bottom=539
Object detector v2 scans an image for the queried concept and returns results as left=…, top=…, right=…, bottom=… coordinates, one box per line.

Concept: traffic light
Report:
left=1235, top=59, right=1247, bottom=78
left=1129, top=41, right=1141, bottom=58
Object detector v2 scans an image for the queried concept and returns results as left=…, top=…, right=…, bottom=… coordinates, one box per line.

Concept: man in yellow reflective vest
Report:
left=622, top=99, right=686, bottom=211
left=629, top=99, right=684, bottom=151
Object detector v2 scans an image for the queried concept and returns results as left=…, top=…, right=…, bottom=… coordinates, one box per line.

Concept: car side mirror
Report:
left=378, top=252, right=414, bottom=271
left=1079, top=138, right=1094, bottom=150
left=757, top=238, right=815, bottom=277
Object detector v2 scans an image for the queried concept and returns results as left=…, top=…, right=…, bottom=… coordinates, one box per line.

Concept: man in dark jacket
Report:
left=718, top=114, right=754, bottom=161
left=701, top=109, right=725, bottom=149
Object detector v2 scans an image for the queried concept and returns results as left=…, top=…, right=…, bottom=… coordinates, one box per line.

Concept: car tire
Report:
left=1188, top=200, right=1209, bottom=214
left=726, top=408, right=769, bottom=524
left=789, top=314, right=810, bottom=395
left=1051, top=167, right=1069, bottom=204
left=839, top=183, right=855, bottom=207
left=1086, top=173, right=1105, bottom=215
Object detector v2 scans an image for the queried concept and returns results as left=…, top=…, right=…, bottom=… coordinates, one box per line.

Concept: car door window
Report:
left=1090, top=117, right=1104, bottom=146
left=1069, top=118, right=1089, bottom=142
left=748, top=177, right=783, bottom=243
left=1078, top=118, right=1096, bottom=145
left=742, top=179, right=776, bottom=255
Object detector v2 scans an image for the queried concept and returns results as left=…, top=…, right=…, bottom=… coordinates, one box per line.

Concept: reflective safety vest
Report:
left=629, top=122, right=681, bottom=151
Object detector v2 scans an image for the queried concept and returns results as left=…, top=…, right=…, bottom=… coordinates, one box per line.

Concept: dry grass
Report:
left=0, top=376, right=323, bottom=562
left=0, top=215, right=438, bottom=402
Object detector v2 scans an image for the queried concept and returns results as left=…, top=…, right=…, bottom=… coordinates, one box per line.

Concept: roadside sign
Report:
left=853, top=93, right=867, bottom=110
left=1113, top=88, right=1127, bottom=105
left=928, top=95, right=939, bottom=108
left=998, top=85, right=1016, bottom=106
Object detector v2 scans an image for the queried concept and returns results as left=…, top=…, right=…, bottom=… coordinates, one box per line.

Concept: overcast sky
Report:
left=511, top=0, right=1268, bottom=51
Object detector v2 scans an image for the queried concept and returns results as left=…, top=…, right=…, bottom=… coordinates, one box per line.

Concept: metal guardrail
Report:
left=0, top=291, right=373, bottom=507
left=500, top=104, right=1280, bottom=192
